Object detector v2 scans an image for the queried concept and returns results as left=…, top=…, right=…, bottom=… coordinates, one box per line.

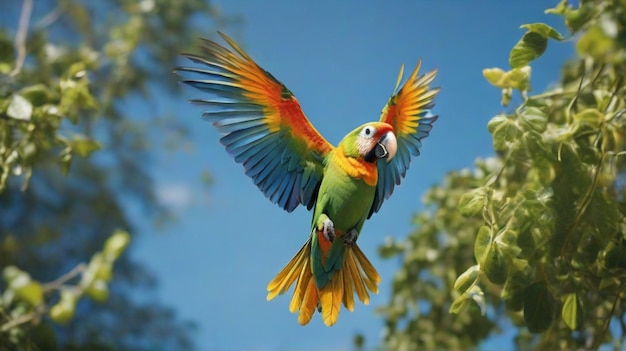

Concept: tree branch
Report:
left=42, top=263, right=86, bottom=292
left=10, top=0, right=34, bottom=77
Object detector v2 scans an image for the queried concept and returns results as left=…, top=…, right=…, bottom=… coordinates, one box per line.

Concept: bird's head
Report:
left=341, top=122, right=397, bottom=163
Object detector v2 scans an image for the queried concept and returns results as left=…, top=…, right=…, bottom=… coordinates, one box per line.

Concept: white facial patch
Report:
left=357, top=125, right=377, bottom=155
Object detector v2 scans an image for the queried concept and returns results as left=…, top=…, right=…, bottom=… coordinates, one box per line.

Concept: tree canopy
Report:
left=378, top=0, right=626, bottom=350
left=0, top=1, right=236, bottom=350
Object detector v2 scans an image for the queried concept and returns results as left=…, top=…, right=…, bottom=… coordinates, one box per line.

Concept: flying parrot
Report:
left=175, top=32, right=439, bottom=326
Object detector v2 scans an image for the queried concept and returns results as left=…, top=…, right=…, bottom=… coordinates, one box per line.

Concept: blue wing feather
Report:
left=176, top=34, right=332, bottom=212
left=369, top=62, right=439, bottom=218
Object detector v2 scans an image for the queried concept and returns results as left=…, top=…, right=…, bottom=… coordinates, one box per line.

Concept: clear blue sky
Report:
left=133, top=1, right=573, bottom=350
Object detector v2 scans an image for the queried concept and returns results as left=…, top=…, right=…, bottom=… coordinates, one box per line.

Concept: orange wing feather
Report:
left=176, top=32, right=333, bottom=212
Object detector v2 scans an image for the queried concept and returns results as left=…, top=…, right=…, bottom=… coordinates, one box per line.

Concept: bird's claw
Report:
left=342, top=228, right=358, bottom=247
left=322, top=218, right=335, bottom=242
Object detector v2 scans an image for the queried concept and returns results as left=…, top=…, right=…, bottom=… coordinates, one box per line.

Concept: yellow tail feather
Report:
left=289, top=254, right=312, bottom=313
left=342, top=268, right=355, bottom=312
left=297, top=276, right=318, bottom=325
left=345, top=248, right=370, bottom=304
left=319, top=268, right=344, bottom=326
left=266, top=240, right=310, bottom=300
left=352, top=244, right=381, bottom=293
left=266, top=240, right=381, bottom=326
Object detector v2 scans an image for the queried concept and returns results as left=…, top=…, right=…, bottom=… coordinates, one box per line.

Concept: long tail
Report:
left=266, top=239, right=381, bottom=326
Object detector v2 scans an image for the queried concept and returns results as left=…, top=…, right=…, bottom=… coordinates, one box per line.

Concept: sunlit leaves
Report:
left=487, top=114, right=520, bottom=150
left=382, top=1, right=626, bottom=349
left=1, top=1, right=225, bottom=349
left=104, top=229, right=131, bottom=260
left=1, top=230, right=131, bottom=330
left=561, top=293, right=582, bottom=330
left=483, top=66, right=531, bottom=106
left=510, top=23, right=564, bottom=68
left=6, top=95, right=32, bottom=121
left=458, top=187, right=486, bottom=216
left=576, top=24, right=613, bottom=59
left=49, top=290, right=78, bottom=324
left=454, top=265, right=480, bottom=294
left=3, top=267, right=43, bottom=307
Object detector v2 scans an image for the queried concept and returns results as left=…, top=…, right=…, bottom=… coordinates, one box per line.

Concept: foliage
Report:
left=0, top=1, right=235, bottom=350
left=379, top=0, right=626, bottom=350
left=2, top=231, right=130, bottom=343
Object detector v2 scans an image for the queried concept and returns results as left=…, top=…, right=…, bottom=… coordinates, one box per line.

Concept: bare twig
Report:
left=34, top=6, right=64, bottom=30
left=0, top=307, right=44, bottom=333
left=42, top=263, right=86, bottom=292
left=10, top=0, right=34, bottom=77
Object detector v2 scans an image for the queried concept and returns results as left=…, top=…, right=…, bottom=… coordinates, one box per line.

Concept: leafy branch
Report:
left=1, top=230, right=130, bottom=335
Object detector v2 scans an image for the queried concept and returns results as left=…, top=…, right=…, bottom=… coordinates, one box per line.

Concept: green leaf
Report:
left=86, top=280, right=109, bottom=303
left=507, top=66, right=532, bottom=91
left=576, top=25, right=612, bottom=59
left=6, top=94, right=33, bottom=121
left=574, top=108, right=603, bottom=128
left=483, top=67, right=531, bottom=92
left=458, top=187, right=486, bottom=216
left=523, top=130, right=548, bottom=158
left=518, top=107, right=547, bottom=132
left=545, top=0, right=569, bottom=15
left=529, top=157, right=556, bottom=185
left=95, top=260, right=113, bottom=282
left=3, top=265, right=22, bottom=281
left=483, top=242, right=508, bottom=285
left=510, top=31, right=548, bottom=68
left=474, top=225, right=492, bottom=264
left=449, top=294, right=470, bottom=314
left=19, top=84, right=52, bottom=107
left=49, top=290, right=78, bottom=324
left=510, top=23, right=564, bottom=68
left=9, top=272, right=44, bottom=307
left=69, top=135, right=101, bottom=158
left=523, top=282, right=555, bottom=333
left=488, top=114, right=521, bottom=151
left=561, top=293, right=582, bottom=330
left=468, top=285, right=487, bottom=316
left=103, top=229, right=131, bottom=260
left=502, top=274, right=527, bottom=312
left=565, top=6, right=595, bottom=33
left=454, top=265, right=479, bottom=294
left=483, top=68, right=506, bottom=88
left=520, top=23, right=565, bottom=41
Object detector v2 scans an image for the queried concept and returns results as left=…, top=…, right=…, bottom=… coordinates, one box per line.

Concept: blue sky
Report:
left=133, top=1, right=574, bottom=350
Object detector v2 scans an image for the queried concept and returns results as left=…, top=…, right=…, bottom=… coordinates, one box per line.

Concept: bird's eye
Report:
left=363, top=126, right=373, bottom=136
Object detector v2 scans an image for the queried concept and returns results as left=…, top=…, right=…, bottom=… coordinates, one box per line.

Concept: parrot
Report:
left=175, top=32, right=439, bottom=326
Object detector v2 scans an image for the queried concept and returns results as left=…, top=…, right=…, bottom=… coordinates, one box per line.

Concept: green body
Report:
left=310, top=143, right=377, bottom=289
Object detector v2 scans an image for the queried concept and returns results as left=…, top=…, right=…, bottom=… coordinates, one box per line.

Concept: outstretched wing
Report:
left=369, top=61, right=439, bottom=218
left=175, top=32, right=333, bottom=212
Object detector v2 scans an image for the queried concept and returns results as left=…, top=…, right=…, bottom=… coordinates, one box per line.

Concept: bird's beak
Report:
left=375, top=131, right=397, bottom=163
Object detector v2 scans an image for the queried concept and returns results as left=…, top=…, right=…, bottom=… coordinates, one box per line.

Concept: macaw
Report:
left=175, top=32, right=439, bottom=326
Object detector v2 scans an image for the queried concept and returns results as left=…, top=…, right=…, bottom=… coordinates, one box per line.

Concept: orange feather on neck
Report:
left=332, top=148, right=378, bottom=186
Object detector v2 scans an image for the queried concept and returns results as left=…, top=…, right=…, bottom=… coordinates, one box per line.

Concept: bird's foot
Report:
left=342, top=228, right=358, bottom=247
left=322, top=218, right=335, bottom=242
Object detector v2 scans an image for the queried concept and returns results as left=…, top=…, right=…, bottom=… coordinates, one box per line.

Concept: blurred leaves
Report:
left=2, top=229, right=130, bottom=329
left=0, top=0, right=235, bottom=350
left=379, top=0, right=626, bottom=350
